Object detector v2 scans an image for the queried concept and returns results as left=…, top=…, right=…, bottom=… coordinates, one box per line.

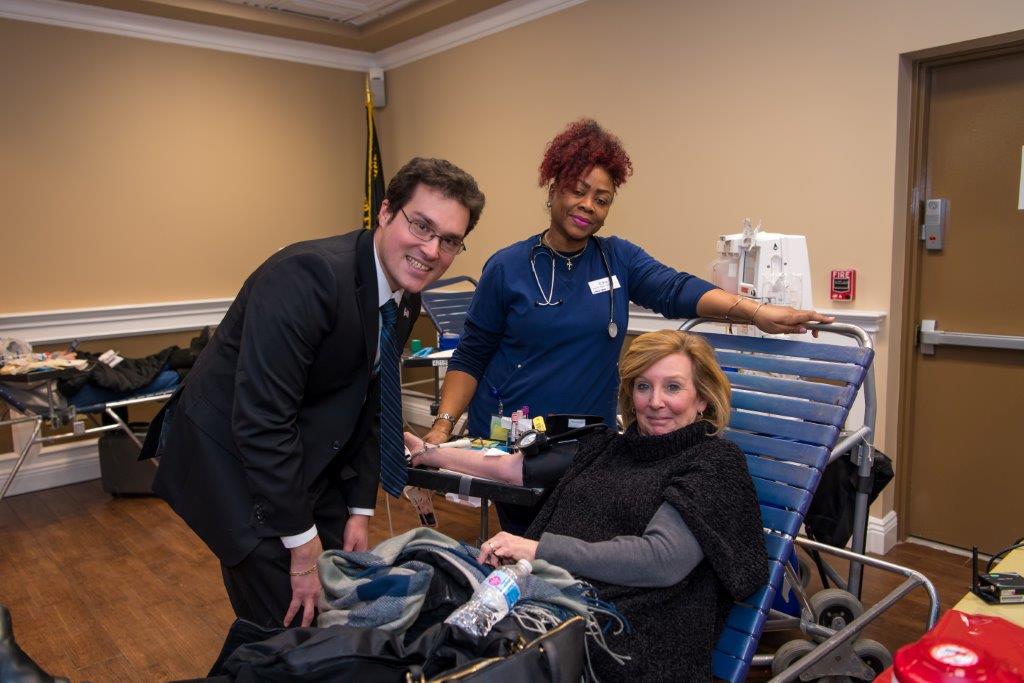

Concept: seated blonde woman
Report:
left=405, top=330, right=767, bottom=680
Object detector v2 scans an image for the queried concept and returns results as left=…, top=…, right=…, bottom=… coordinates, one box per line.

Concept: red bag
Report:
left=889, top=609, right=1024, bottom=682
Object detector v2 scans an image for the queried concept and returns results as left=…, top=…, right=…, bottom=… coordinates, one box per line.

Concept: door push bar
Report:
left=919, top=319, right=1024, bottom=355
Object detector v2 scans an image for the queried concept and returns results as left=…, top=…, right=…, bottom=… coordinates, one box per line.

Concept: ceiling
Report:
left=61, top=0, right=512, bottom=51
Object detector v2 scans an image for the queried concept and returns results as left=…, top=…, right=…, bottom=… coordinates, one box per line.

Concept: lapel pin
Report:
left=403, top=307, right=409, bottom=318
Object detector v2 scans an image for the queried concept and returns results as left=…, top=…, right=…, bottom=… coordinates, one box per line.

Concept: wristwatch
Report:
left=432, top=412, right=458, bottom=431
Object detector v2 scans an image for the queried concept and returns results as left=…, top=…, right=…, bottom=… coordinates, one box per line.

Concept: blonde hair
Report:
left=618, top=330, right=731, bottom=435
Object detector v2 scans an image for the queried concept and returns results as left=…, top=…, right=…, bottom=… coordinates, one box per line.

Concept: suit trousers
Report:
left=220, top=474, right=350, bottom=629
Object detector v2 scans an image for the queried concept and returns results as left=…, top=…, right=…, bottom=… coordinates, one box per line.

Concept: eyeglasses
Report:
left=400, top=208, right=466, bottom=256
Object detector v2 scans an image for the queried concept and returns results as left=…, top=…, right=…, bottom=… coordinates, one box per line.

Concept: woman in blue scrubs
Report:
left=424, top=119, right=830, bottom=531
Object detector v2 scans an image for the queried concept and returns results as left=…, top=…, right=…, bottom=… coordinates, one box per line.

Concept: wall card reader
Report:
left=922, top=198, right=948, bottom=251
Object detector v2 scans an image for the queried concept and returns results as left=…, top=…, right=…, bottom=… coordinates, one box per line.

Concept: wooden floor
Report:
left=0, top=480, right=971, bottom=682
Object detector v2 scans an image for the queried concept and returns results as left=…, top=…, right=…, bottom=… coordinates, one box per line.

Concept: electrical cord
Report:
left=985, top=537, right=1024, bottom=573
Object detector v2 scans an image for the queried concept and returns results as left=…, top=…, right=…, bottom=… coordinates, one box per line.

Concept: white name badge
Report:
left=588, top=275, right=621, bottom=294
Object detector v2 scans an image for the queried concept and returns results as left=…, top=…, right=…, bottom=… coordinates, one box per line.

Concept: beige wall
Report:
left=375, top=0, right=1024, bottom=516
left=1, top=18, right=366, bottom=312
left=6, top=0, right=1024, bottom=520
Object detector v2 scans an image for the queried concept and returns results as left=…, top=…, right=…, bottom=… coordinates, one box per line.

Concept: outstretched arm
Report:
left=696, top=288, right=834, bottom=335
left=404, top=431, right=524, bottom=485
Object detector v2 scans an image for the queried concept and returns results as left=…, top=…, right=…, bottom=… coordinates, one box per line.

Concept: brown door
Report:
left=905, top=50, right=1024, bottom=553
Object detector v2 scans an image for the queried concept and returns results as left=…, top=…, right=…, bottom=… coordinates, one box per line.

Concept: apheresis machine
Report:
left=711, top=219, right=812, bottom=312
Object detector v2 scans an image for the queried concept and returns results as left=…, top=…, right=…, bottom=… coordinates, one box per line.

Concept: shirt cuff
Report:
left=280, top=524, right=318, bottom=548
left=348, top=507, right=374, bottom=517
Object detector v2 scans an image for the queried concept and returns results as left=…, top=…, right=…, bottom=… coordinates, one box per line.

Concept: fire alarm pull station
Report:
left=830, top=270, right=855, bottom=301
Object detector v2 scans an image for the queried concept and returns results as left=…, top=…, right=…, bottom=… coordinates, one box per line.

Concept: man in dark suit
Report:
left=143, top=158, right=484, bottom=629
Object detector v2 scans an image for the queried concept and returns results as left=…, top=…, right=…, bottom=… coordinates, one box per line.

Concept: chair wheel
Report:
left=853, top=638, right=892, bottom=676
left=771, top=639, right=816, bottom=677
left=810, top=588, right=864, bottom=632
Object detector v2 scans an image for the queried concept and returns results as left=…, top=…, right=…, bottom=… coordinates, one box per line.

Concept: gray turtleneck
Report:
left=536, top=502, right=704, bottom=588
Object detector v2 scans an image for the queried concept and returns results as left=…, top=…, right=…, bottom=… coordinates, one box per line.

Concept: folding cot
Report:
left=676, top=320, right=940, bottom=682
left=0, top=365, right=177, bottom=502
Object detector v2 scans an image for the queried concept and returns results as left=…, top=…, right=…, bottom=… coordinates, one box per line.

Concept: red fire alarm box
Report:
left=830, top=269, right=856, bottom=301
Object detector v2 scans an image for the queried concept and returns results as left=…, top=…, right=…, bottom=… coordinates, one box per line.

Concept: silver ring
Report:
left=487, top=542, right=496, bottom=552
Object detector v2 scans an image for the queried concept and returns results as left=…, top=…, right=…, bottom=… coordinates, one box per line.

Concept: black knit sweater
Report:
left=525, top=421, right=768, bottom=682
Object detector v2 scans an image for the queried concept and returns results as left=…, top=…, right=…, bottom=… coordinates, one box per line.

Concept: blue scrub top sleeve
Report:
left=617, top=238, right=717, bottom=319
left=448, top=256, right=507, bottom=380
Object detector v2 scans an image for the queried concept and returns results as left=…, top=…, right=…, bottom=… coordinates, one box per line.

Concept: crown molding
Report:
left=0, top=0, right=376, bottom=69
left=374, top=0, right=585, bottom=69
left=0, top=298, right=231, bottom=345
left=1, top=0, right=584, bottom=71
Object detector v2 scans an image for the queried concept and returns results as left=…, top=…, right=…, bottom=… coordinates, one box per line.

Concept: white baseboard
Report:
left=906, top=536, right=976, bottom=559
left=0, top=439, right=100, bottom=498
left=866, top=510, right=898, bottom=555
left=0, top=393, right=442, bottom=498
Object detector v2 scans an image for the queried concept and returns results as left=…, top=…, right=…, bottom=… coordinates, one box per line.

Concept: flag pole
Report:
left=364, top=74, right=374, bottom=229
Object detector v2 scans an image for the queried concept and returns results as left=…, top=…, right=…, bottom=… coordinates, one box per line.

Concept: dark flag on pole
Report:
left=363, top=76, right=385, bottom=229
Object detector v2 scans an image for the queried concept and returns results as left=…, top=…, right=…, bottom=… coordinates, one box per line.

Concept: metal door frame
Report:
left=894, top=30, right=1024, bottom=542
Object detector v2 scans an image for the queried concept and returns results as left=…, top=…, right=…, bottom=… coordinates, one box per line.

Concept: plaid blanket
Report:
left=316, top=527, right=629, bottom=673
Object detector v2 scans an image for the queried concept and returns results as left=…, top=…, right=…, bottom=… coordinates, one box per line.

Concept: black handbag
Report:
left=805, top=448, right=894, bottom=547
left=207, top=615, right=585, bottom=683
left=410, top=616, right=585, bottom=683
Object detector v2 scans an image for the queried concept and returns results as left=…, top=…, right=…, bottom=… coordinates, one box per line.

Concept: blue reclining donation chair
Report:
left=677, top=321, right=939, bottom=682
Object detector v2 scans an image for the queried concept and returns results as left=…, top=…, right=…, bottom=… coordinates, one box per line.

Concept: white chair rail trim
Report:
left=0, top=299, right=232, bottom=345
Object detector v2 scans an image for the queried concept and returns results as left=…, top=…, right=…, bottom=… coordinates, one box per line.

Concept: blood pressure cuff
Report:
left=521, top=441, right=577, bottom=490
left=544, top=414, right=604, bottom=439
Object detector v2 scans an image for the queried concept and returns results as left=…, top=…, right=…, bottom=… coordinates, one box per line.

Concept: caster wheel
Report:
left=810, top=588, right=864, bottom=632
left=771, top=639, right=816, bottom=678
left=853, top=638, right=892, bottom=677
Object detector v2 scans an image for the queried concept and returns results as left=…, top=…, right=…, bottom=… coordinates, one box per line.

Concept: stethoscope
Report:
left=529, top=234, right=618, bottom=339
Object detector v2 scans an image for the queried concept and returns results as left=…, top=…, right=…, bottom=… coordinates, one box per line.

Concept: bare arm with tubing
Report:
left=404, top=431, right=523, bottom=484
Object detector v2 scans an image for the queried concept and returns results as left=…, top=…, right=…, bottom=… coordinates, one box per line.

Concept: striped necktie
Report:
left=378, top=299, right=408, bottom=497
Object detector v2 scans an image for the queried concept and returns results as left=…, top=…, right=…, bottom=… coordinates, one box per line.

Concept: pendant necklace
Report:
left=543, top=233, right=588, bottom=271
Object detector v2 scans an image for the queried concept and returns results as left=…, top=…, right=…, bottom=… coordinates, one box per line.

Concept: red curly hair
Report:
left=538, top=118, right=634, bottom=190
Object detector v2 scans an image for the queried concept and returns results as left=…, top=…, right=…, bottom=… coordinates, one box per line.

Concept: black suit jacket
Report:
left=146, top=228, right=419, bottom=565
